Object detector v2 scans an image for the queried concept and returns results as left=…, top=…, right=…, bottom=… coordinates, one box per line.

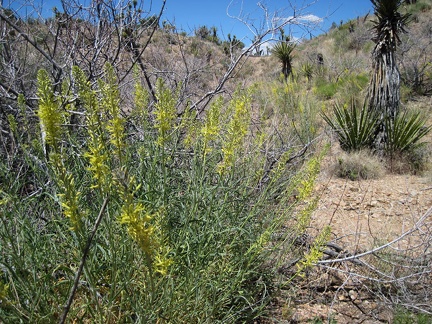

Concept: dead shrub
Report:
left=333, top=150, right=386, bottom=180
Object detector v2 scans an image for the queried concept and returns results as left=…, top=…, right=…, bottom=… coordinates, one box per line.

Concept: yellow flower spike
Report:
left=118, top=182, right=172, bottom=274
left=218, top=90, right=251, bottom=174
left=36, top=70, right=83, bottom=232
left=37, top=69, right=63, bottom=152
left=0, top=190, right=10, bottom=206
left=0, top=281, right=9, bottom=302
left=7, top=114, right=17, bottom=134
left=134, top=72, right=149, bottom=110
left=73, top=66, right=112, bottom=193
left=153, top=252, right=173, bottom=276
left=271, top=149, right=293, bottom=179
left=99, top=64, right=126, bottom=164
left=154, top=78, right=177, bottom=147
left=201, top=96, right=222, bottom=155
left=180, top=106, right=198, bottom=148
left=296, top=226, right=331, bottom=274
left=296, top=198, right=319, bottom=234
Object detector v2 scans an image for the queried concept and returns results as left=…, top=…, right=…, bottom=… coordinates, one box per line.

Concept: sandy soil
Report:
left=271, top=143, right=432, bottom=323
left=312, top=148, right=432, bottom=251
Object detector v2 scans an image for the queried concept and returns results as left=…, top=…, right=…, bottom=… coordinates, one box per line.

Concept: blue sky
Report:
left=6, top=0, right=374, bottom=42
left=157, top=0, right=374, bottom=41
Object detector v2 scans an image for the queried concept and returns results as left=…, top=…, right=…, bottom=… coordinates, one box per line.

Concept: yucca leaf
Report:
left=385, top=110, right=432, bottom=153
left=322, top=102, right=379, bottom=151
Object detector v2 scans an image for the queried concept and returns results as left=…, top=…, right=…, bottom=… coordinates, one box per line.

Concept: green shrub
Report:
left=314, top=78, right=339, bottom=99
left=0, top=66, right=324, bottom=322
left=332, top=28, right=350, bottom=51
left=406, top=0, right=432, bottom=14
left=394, top=307, right=432, bottom=324
left=314, top=73, right=368, bottom=101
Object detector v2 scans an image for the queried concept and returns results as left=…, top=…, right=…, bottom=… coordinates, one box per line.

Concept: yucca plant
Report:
left=322, top=101, right=379, bottom=152
left=384, top=110, right=432, bottom=153
left=271, top=36, right=296, bottom=81
left=301, top=62, right=314, bottom=82
left=368, top=0, right=411, bottom=150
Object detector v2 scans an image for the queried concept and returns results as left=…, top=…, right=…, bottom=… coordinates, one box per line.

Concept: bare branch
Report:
left=318, top=205, right=432, bottom=265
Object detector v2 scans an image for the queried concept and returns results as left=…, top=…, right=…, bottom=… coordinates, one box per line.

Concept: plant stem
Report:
left=58, top=197, right=109, bottom=324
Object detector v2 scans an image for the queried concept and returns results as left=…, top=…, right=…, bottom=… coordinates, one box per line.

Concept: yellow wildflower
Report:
left=217, top=90, right=251, bottom=174
left=296, top=226, right=331, bottom=276
left=154, top=78, right=177, bottom=146
left=201, top=97, right=222, bottom=155
left=37, top=69, right=63, bottom=151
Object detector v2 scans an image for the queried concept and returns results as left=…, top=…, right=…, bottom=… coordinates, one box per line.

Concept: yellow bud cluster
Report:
left=37, top=70, right=83, bottom=231
left=153, top=248, right=173, bottom=276
left=118, top=179, right=172, bottom=276
left=297, top=157, right=321, bottom=201
left=296, top=226, right=331, bottom=276
left=100, top=64, right=126, bottom=163
left=84, top=143, right=110, bottom=192
left=181, top=107, right=199, bottom=149
left=200, top=97, right=222, bottom=155
left=0, top=190, right=10, bottom=206
left=0, top=281, right=9, bottom=303
left=37, top=69, right=63, bottom=152
left=154, top=79, right=177, bottom=147
left=51, top=153, right=83, bottom=232
left=73, top=66, right=112, bottom=194
left=296, top=198, right=318, bottom=234
left=132, top=72, right=150, bottom=131
left=218, top=90, right=251, bottom=174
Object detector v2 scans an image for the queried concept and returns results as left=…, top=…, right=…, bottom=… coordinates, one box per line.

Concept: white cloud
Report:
left=298, top=14, right=323, bottom=24
left=273, top=14, right=323, bottom=26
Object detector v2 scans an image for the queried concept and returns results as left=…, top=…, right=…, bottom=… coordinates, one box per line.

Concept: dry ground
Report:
left=313, top=144, right=432, bottom=251
left=270, top=140, right=432, bottom=323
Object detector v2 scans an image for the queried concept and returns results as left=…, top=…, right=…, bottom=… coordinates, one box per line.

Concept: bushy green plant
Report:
left=268, top=80, right=320, bottom=143
left=314, top=73, right=369, bottom=101
left=314, top=77, right=339, bottom=99
left=405, top=0, right=432, bottom=14
left=338, top=73, right=369, bottom=100
left=0, top=65, right=322, bottom=322
left=332, top=27, right=351, bottom=51
left=394, top=307, right=432, bottom=324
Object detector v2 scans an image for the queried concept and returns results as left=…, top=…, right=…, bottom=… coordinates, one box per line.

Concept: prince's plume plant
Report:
left=37, top=69, right=83, bottom=231
left=73, top=66, right=111, bottom=194
left=154, top=78, right=177, bottom=147
left=218, top=89, right=251, bottom=174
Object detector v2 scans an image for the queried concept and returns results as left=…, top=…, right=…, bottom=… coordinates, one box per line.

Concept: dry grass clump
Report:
left=332, top=150, right=386, bottom=180
left=387, top=144, right=432, bottom=175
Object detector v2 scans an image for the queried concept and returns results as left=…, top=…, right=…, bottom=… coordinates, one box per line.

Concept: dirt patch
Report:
left=312, top=144, right=432, bottom=251
left=269, top=143, right=432, bottom=323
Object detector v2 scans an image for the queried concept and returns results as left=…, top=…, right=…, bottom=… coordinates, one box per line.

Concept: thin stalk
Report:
left=59, top=197, right=109, bottom=324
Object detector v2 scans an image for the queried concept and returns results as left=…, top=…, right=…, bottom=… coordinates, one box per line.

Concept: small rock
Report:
left=338, top=294, right=347, bottom=301
left=349, top=290, right=358, bottom=300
